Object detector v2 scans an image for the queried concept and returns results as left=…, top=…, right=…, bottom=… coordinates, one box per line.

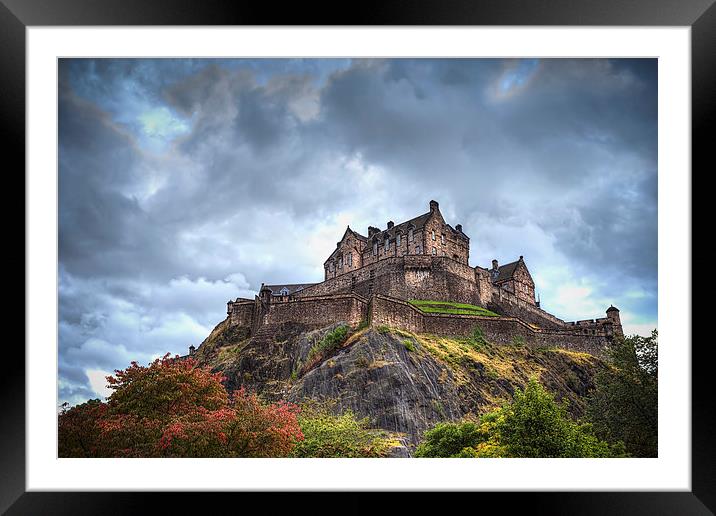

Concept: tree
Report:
left=58, top=399, right=105, bottom=457
left=58, top=354, right=304, bottom=457
left=415, top=378, right=621, bottom=458
left=587, top=330, right=658, bottom=457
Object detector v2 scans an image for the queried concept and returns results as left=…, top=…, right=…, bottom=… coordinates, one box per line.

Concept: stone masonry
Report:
left=225, top=201, right=624, bottom=355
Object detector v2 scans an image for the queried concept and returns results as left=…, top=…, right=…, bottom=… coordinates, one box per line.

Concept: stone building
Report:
left=225, top=200, right=624, bottom=355
left=324, top=200, right=469, bottom=280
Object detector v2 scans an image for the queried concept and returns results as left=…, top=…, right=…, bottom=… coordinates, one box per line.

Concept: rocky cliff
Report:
left=194, top=319, right=604, bottom=451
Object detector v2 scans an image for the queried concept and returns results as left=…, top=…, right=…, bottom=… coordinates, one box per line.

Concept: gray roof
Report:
left=263, top=283, right=317, bottom=295
left=492, top=260, right=521, bottom=283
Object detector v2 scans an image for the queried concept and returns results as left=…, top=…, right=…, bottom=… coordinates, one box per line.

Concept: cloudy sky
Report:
left=59, top=58, right=657, bottom=405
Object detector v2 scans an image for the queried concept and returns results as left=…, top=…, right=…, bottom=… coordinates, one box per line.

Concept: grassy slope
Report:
left=408, top=299, right=500, bottom=317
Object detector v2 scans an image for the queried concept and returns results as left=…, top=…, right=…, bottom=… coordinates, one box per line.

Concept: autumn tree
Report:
left=59, top=354, right=303, bottom=457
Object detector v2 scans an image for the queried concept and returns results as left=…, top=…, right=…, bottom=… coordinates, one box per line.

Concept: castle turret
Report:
left=606, top=305, right=623, bottom=336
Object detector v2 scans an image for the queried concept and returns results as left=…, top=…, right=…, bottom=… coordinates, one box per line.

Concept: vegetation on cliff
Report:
left=414, top=378, right=624, bottom=458
left=59, top=318, right=657, bottom=458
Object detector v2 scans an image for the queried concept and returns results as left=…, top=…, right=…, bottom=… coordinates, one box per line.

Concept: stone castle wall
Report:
left=262, top=294, right=368, bottom=328
left=370, top=295, right=611, bottom=355
left=227, top=292, right=614, bottom=356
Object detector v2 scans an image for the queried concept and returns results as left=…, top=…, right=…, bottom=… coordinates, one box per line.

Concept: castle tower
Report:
left=606, top=305, right=623, bottom=337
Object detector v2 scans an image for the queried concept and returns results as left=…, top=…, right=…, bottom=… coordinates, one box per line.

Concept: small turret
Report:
left=491, top=259, right=499, bottom=270
left=606, top=305, right=623, bottom=336
left=429, top=200, right=439, bottom=212
left=387, top=221, right=394, bottom=229
left=455, top=224, right=462, bottom=233
left=189, top=345, right=196, bottom=356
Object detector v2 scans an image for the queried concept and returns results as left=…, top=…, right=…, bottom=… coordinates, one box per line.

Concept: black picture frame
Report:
left=3, top=0, right=710, bottom=513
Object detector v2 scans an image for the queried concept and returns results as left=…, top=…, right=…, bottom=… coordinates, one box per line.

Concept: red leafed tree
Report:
left=58, top=354, right=303, bottom=457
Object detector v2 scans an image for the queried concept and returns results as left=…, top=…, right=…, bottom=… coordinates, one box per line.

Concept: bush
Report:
left=306, top=325, right=350, bottom=365
left=291, top=403, right=394, bottom=458
left=403, top=339, right=416, bottom=352
left=415, top=378, right=622, bottom=458
left=59, top=354, right=304, bottom=457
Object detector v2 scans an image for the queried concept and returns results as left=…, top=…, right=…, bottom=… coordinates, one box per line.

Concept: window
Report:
left=396, top=234, right=401, bottom=246
left=338, top=256, right=342, bottom=268
left=416, top=245, right=422, bottom=254
left=431, top=230, right=435, bottom=241
left=280, top=287, right=290, bottom=296
left=408, top=229, right=414, bottom=242
left=432, top=247, right=437, bottom=255
left=373, top=242, right=378, bottom=255
left=441, top=234, right=445, bottom=244
left=347, top=253, right=352, bottom=266
left=385, top=239, right=389, bottom=251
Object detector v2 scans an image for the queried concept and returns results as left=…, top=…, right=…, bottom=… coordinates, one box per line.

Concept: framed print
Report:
left=4, top=0, right=711, bottom=513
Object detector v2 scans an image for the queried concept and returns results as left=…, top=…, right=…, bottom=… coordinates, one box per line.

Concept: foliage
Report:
left=306, top=325, right=350, bottom=366
left=415, top=378, right=622, bottom=458
left=57, top=399, right=106, bottom=457
left=409, top=300, right=499, bottom=317
left=290, top=403, right=395, bottom=458
left=587, top=330, right=658, bottom=457
left=403, top=339, right=416, bottom=352
left=58, top=354, right=303, bottom=457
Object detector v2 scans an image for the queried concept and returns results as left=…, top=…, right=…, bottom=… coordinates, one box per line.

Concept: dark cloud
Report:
left=58, top=58, right=658, bottom=406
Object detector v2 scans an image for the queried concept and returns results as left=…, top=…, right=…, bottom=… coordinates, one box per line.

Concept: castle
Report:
left=225, top=201, right=623, bottom=355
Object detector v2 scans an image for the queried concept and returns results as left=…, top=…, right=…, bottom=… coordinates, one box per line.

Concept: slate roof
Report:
left=492, top=260, right=521, bottom=283
left=263, top=283, right=317, bottom=296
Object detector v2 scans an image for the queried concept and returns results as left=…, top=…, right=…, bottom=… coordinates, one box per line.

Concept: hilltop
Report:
left=194, top=318, right=604, bottom=451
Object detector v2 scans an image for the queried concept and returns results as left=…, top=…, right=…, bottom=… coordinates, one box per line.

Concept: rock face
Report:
left=195, top=319, right=603, bottom=450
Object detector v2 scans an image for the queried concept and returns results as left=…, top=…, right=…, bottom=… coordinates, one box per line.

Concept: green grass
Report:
left=409, top=300, right=499, bottom=317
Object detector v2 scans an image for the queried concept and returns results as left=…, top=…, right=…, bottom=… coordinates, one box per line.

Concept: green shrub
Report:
left=291, top=404, right=395, bottom=458
left=414, top=378, right=623, bottom=458
left=306, top=325, right=349, bottom=364
left=403, top=340, right=416, bottom=352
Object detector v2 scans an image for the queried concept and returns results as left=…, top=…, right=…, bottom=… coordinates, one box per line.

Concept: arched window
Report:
left=408, top=228, right=414, bottom=242
left=431, top=230, right=436, bottom=241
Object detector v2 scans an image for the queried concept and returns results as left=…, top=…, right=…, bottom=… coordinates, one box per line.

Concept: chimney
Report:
left=492, top=259, right=499, bottom=270
left=455, top=224, right=462, bottom=233
left=189, top=345, right=196, bottom=356
left=387, top=221, right=394, bottom=229
left=368, top=226, right=380, bottom=237
left=429, top=200, right=439, bottom=212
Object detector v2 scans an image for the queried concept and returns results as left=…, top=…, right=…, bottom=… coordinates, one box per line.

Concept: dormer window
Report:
left=280, top=287, right=289, bottom=296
